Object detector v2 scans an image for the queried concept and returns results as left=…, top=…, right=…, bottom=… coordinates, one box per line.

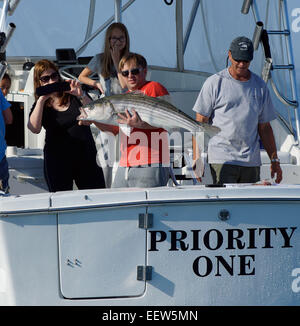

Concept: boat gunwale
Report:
left=1, top=196, right=300, bottom=216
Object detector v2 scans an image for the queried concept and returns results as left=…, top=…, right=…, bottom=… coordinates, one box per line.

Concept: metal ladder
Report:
left=243, top=0, right=300, bottom=143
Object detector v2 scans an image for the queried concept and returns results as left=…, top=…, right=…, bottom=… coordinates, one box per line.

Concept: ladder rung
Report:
left=266, top=30, right=290, bottom=35
left=272, top=64, right=294, bottom=70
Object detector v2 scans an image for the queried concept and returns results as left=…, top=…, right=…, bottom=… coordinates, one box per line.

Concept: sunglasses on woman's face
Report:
left=40, top=71, right=59, bottom=83
left=121, top=68, right=142, bottom=78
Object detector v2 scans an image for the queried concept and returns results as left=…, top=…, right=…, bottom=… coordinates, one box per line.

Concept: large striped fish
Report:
left=78, top=93, right=220, bottom=137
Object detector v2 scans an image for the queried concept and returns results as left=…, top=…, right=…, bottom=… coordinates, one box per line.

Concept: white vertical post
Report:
left=281, top=0, right=300, bottom=144
left=0, top=0, right=9, bottom=32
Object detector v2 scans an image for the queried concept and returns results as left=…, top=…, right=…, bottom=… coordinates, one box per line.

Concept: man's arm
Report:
left=195, top=113, right=210, bottom=123
left=2, top=107, right=13, bottom=125
left=93, top=122, right=119, bottom=135
left=258, top=122, right=282, bottom=183
left=78, top=67, right=104, bottom=94
left=193, top=113, right=209, bottom=159
left=191, top=113, right=210, bottom=181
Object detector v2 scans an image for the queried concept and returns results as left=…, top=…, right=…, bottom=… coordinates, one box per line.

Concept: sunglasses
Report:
left=40, top=71, right=59, bottom=83
left=121, top=68, right=142, bottom=78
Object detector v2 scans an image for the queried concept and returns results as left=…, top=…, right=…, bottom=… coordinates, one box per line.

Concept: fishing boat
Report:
left=0, top=0, right=300, bottom=306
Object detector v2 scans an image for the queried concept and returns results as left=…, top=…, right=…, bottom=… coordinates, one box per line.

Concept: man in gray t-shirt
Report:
left=193, top=36, right=282, bottom=184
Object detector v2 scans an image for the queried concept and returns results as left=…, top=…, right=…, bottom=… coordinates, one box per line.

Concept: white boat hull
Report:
left=1, top=185, right=300, bottom=305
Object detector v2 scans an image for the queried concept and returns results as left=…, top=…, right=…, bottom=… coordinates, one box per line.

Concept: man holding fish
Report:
left=79, top=52, right=171, bottom=188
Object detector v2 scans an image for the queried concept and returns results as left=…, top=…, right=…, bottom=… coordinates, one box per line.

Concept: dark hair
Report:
left=2, top=73, right=11, bottom=83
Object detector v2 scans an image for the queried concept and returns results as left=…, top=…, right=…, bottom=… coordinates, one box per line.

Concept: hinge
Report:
left=138, top=213, right=153, bottom=229
left=137, top=265, right=152, bottom=281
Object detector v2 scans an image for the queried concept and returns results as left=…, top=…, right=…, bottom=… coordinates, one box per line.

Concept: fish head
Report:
left=81, top=98, right=115, bottom=122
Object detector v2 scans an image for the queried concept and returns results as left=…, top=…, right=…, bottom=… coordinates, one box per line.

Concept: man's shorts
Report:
left=210, top=163, right=260, bottom=185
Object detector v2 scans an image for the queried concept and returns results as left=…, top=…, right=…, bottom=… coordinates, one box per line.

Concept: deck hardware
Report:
left=66, top=259, right=82, bottom=267
left=138, top=213, right=153, bottom=229
left=137, top=266, right=152, bottom=281
left=218, top=209, right=230, bottom=221
left=66, top=259, right=74, bottom=267
left=75, top=259, right=82, bottom=267
left=206, top=195, right=219, bottom=199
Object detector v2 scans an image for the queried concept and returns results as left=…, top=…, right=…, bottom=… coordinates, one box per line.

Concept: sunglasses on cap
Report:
left=40, top=71, right=59, bottom=83
left=121, top=68, right=142, bottom=78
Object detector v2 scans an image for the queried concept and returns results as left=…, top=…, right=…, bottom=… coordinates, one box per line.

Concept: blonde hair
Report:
left=119, top=52, right=147, bottom=71
left=101, top=22, right=130, bottom=79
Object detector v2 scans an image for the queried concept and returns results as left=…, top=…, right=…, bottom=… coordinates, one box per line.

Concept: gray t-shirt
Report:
left=88, top=53, right=123, bottom=96
left=193, top=68, right=276, bottom=166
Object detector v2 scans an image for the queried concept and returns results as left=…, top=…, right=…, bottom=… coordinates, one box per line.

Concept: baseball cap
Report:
left=229, top=36, right=254, bottom=62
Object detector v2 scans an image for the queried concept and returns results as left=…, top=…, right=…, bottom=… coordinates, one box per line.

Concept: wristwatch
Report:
left=271, top=158, right=280, bottom=163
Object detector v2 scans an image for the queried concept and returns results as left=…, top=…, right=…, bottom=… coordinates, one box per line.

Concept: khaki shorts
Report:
left=210, top=163, right=260, bottom=185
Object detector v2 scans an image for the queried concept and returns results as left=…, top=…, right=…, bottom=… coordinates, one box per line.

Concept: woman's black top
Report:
left=30, top=95, right=105, bottom=191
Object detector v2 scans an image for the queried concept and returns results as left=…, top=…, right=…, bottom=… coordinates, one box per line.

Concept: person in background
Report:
left=28, top=59, right=105, bottom=192
left=193, top=36, right=282, bottom=185
left=79, top=52, right=171, bottom=188
left=0, top=73, right=12, bottom=193
left=78, top=22, right=130, bottom=187
left=0, top=73, right=11, bottom=97
left=78, top=22, right=129, bottom=96
left=3, top=73, right=25, bottom=148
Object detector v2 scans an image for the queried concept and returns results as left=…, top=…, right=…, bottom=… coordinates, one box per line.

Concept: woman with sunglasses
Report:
left=28, top=59, right=105, bottom=192
left=78, top=22, right=130, bottom=187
